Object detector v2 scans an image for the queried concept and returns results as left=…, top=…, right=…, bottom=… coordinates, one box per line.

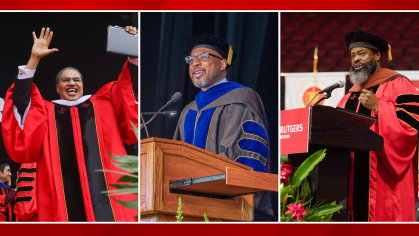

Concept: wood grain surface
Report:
left=140, top=138, right=256, bottom=221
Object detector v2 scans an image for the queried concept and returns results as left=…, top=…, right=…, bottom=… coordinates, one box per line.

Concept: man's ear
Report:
left=375, top=50, right=381, bottom=62
left=56, top=85, right=60, bottom=94
left=221, top=59, right=227, bottom=70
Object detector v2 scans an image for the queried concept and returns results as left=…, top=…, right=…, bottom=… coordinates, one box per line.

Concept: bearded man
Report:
left=337, top=30, right=419, bottom=222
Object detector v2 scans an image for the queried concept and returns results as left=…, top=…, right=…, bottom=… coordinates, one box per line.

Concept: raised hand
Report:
left=26, top=27, right=59, bottom=70
left=31, top=27, right=58, bottom=59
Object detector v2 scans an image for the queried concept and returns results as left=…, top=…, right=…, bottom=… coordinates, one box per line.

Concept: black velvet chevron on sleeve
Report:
left=12, top=76, right=33, bottom=118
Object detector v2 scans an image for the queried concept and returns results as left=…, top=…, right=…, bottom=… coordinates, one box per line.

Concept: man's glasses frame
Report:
left=59, top=77, right=83, bottom=84
left=185, top=52, right=223, bottom=65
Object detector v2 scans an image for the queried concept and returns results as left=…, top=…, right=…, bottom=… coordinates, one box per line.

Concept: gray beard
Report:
left=192, top=77, right=209, bottom=88
left=349, top=69, right=370, bottom=85
left=349, top=59, right=377, bottom=85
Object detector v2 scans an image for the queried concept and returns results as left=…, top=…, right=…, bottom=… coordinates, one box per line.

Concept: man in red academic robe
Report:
left=1, top=27, right=138, bottom=222
left=0, top=163, right=16, bottom=221
left=337, top=30, right=418, bottom=221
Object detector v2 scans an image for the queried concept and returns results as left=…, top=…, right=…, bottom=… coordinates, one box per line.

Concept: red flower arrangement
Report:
left=280, top=164, right=293, bottom=185
left=285, top=202, right=307, bottom=221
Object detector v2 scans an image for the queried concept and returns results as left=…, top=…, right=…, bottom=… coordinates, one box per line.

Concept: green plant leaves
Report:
left=109, top=183, right=138, bottom=190
left=107, top=153, right=138, bottom=173
left=131, top=122, right=138, bottom=141
left=281, top=185, right=291, bottom=205
left=290, top=149, right=326, bottom=187
left=97, top=122, right=139, bottom=220
left=176, top=197, right=183, bottom=222
left=281, top=149, right=341, bottom=222
left=114, top=199, right=138, bottom=210
left=117, top=174, right=138, bottom=183
left=280, top=156, right=289, bottom=165
left=302, top=201, right=342, bottom=221
left=310, top=203, right=342, bottom=218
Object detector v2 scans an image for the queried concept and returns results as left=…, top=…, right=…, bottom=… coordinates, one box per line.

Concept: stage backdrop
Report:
left=285, top=72, right=346, bottom=110
left=396, top=70, right=419, bottom=90
left=140, top=12, right=279, bottom=220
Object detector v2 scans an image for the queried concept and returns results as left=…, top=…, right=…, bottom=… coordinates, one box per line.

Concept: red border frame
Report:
left=1, top=0, right=418, bottom=10
left=2, top=1, right=419, bottom=233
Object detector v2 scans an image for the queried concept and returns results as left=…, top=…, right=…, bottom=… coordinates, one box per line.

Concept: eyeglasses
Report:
left=185, top=52, right=223, bottom=65
left=59, top=77, right=82, bottom=84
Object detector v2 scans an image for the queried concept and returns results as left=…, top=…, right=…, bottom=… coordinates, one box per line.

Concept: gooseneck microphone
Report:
left=140, top=92, right=183, bottom=134
left=306, top=80, right=345, bottom=107
left=318, top=80, right=345, bottom=94
left=171, top=92, right=182, bottom=103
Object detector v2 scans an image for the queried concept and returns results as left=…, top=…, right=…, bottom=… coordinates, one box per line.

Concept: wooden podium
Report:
left=282, top=105, right=383, bottom=221
left=140, top=138, right=278, bottom=222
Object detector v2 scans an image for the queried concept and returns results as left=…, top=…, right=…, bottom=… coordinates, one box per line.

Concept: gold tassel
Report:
left=227, top=45, right=233, bottom=65
left=388, top=44, right=392, bottom=62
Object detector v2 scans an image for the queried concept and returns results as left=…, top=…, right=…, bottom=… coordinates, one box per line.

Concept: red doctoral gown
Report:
left=1, top=61, right=138, bottom=222
left=337, top=68, right=418, bottom=222
left=0, top=187, right=14, bottom=221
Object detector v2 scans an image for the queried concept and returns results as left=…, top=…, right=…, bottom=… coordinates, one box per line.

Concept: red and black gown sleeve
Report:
left=14, top=163, right=37, bottom=221
left=1, top=78, right=48, bottom=163
left=376, top=77, right=419, bottom=179
left=95, top=60, right=138, bottom=145
left=0, top=188, right=16, bottom=222
left=338, top=78, right=419, bottom=178
left=0, top=188, right=5, bottom=221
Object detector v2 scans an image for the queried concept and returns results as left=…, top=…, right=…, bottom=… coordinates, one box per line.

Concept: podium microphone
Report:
left=141, top=111, right=177, bottom=115
left=318, top=80, right=345, bottom=94
left=140, top=92, right=182, bottom=134
left=306, top=80, right=345, bottom=107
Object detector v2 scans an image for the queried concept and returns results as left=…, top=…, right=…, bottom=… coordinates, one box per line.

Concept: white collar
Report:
left=216, top=78, right=228, bottom=85
left=52, top=95, right=92, bottom=106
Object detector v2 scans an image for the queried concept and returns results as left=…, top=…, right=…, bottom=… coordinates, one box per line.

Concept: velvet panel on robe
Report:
left=174, top=82, right=270, bottom=172
left=14, top=162, right=38, bottom=221
left=174, top=82, right=274, bottom=220
left=1, top=61, right=138, bottom=222
left=337, top=73, right=419, bottom=222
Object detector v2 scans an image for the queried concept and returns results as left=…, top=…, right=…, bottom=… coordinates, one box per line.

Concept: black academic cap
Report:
left=0, top=163, right=10, bottom=169
left=344, top=30, right=392, bottom=61
left=184, top=33, right=237, bottom=67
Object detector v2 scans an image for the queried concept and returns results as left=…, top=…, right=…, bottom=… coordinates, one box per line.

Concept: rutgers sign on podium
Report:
left=280, top=107, right=310, bottom=154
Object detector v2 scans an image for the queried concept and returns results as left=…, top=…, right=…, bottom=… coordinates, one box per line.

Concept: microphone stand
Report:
left=141, top=111, right=177, bottom=115
left=312, top=91, right=332, bottom=106
left=140, top=100, right=176, bottom=130
left=141, top=113, right=150, bottom=139
left=140, top=111, right=177, bottom=139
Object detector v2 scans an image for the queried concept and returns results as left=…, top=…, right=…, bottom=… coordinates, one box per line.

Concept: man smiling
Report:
left=188, top=47, right=226, bottom=89
left=55, top=67, right=84, bottom=101
left=174, top=34, right=273, bottom=221
left=337, top=30, right=419, bottom=222
left=1, top=27, right=138, bottom=222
